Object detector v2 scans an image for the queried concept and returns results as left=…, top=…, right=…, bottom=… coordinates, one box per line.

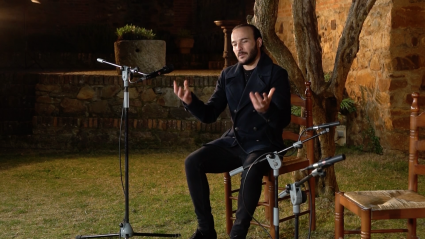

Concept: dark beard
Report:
left=238, top=43, right=259, bottom=65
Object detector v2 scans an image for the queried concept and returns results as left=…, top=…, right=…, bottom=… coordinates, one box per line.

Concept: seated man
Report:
left=173, top=24, right=291, bottom=239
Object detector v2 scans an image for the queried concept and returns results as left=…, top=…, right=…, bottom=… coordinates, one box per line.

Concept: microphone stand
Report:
left=229, top=128, right=330, bottom=238
left=278, top=154, right=345, bottom=239
left=76, top=59, right=180, bottom=239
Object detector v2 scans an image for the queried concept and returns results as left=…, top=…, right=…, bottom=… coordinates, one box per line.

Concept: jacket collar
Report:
left=226, top=52, right=273, bottom=79
left=226, top=52, right=273, bottom=111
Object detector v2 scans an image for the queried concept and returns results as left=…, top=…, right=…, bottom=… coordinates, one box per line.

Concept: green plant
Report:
left=324, top=72, right=332, bottom=82
left=116, top=24, right=156, bottom=41
left=358, top=115, right=383, bottom=155
left=340, top=97, right=357, bottom=114
left=291, top=97, right=356, bottom=117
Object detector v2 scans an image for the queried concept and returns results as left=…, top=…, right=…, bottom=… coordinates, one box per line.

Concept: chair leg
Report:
left=267, top=175, right=276, bottom=239
left=360, top=209, right=371, bottom=239
left=224, top=172, right=233, bottom=235
left=407, top=218, right=417, bottom=239
left=334, top=192, right=344, bottom=239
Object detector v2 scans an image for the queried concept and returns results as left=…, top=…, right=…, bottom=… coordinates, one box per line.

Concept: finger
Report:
left=268, top=88, right=275, bottom=100
left=184, top=80, right=189, bottom=90
left=184, top=87, right=191, bottom=99
left=262, top=93, right=268, bottom=102
left=255, top=92, right=266, bottom=104
left=250, top=92, right=260, bottom=107
left=173, top=81, right=178, bottom=94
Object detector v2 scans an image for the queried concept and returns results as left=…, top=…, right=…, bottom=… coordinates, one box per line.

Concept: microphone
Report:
left=97, top=58, right=105, bottom=63
left=137, top=65, right=174, bottom=82
left=305, top=121, right=340, bottom=130
left=302, top=154, right=345, bottom=171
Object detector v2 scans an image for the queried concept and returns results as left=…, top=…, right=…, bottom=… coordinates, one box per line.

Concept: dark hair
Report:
left=232, top=24, right=262, bottom=41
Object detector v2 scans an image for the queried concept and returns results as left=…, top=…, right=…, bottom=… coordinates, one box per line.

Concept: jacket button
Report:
left=235, top=127, right=239, bottom=131
left=253, top=110, right=256, bottom=113
left=253, top=127, right=257, bottom=131
left=256, top=140, right=260, bottom=142
left=234, top=109, right=237, bottom=113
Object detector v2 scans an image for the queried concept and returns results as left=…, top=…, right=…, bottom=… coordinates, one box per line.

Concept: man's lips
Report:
left=238, top=52, right=247, bottom=57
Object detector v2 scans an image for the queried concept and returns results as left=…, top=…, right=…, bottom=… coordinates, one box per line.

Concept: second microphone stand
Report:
left=278, top=154, right=346, bottom=239
left=76, top=60, right=180, bottom=239
left=229, top=128, right=330, bottom=238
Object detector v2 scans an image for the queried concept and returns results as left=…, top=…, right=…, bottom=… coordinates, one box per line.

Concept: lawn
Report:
left=0, top=147, right=424, bottom=239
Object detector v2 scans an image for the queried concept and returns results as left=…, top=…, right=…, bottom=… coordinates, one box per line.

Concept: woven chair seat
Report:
left=344, top=190, right=425, bottom=211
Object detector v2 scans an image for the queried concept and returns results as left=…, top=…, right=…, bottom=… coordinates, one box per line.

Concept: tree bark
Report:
left=250, top=0, right=376, bottom=197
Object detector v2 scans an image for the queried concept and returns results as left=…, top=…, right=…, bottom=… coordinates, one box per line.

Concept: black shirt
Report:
left=243, top=68, right=254, bottom=85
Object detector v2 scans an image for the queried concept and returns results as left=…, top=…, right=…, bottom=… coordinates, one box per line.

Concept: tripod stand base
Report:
left=76, top=222, right=181, bottom=238
left=76, top=233, right=181, bottom=239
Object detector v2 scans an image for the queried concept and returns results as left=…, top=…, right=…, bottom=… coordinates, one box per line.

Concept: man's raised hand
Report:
left=173, top=80, right=192, bottom=105
left=249, top=87, right=275, bottom=113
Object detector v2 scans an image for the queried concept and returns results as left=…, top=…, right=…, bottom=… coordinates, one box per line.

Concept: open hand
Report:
left=249, top=88, right=275, bottom=113
left=173, top=80, right=192, bottom=105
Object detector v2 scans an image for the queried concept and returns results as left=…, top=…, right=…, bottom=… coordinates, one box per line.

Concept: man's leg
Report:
left=185, top=145, right=241, bottom=236
left=230, top=151, right=271, bottom=238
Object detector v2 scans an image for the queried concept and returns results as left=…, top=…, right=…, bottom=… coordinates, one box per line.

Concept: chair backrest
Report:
left=409, top=92, right=425, bottom=192
left=282, top=81, right=314, bottom=164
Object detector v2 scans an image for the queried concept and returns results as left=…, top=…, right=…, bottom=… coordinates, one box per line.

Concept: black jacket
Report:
left=185, top=53, right=291, bottom=153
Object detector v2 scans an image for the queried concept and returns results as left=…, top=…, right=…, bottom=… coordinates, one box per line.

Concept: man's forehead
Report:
left=231, top=27, right=254, bottom=41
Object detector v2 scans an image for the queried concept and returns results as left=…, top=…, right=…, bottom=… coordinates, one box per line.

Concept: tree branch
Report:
left=330, top=0, right=377, bottom=101
left=248, top=0, right=306, bottom=95
left=293, top=0, right=326, bottom=94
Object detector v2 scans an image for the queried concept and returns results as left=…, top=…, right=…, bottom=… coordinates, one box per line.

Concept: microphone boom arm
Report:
left=96, top=58, right=149, bottom=81
left=228, top=128, right=330, bottom=177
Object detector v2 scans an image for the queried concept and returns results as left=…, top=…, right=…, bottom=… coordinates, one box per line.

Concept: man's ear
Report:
left=257, top=38, right=263, bottom=48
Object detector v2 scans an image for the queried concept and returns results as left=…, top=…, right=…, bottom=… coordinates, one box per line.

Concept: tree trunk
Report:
left=249, top=0, right=376, bottom=197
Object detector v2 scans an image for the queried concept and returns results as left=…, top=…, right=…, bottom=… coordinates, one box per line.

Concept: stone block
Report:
left=77, top=85, right=95, bottom=100
left=102, top=85, right=121, bottom=99
left=392, top=6, right=425, bottom=29
left=370, top=55, right=381, bottom=71
left=378, top=78, right=390, bottom=92
left=356, top=69, right=376, bottom=88
left=391, top=54, right=421, bottom=71
left=140, top=88, right=156, bottom=102
left=60, top=98, right=86, bottom=114
left=389, top=79, right=408, bottom=91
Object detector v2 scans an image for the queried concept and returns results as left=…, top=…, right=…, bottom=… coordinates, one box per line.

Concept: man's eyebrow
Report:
left=231, top=37, right=249, bottom=43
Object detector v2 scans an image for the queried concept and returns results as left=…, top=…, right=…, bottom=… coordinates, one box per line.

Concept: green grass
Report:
left=0, top=147, right=424, bottom=239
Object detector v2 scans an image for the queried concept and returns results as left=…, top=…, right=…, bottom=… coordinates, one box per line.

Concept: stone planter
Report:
left=175, top=37, right=194, bottom=54
left=114, top=40, right=166, bottom=75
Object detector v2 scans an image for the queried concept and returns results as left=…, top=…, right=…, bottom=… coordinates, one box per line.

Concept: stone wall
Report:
left=0, top=71, right=231, bottom=151
left=276, top=0, right=425, bottom=152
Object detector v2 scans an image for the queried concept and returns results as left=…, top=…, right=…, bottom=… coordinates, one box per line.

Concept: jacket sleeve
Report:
left=183, top=71, right=228, bottom=124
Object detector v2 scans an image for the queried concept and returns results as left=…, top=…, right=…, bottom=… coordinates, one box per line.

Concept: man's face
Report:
left=231, top=27, right=262, bottom=66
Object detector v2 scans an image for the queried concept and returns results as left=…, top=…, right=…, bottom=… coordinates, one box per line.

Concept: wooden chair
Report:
left=224, top=81, right=316, bottom=238
left=334, top=92, right=425, bottom=239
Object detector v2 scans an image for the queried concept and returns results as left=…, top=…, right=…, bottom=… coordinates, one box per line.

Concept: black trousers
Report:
left=185, top=144, right=271, bottom=238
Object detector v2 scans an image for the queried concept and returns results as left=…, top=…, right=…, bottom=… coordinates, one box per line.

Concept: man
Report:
left=173, top=24, right=291, bottom=239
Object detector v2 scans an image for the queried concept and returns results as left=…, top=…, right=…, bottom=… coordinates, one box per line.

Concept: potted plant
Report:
left=114, top=24, right=166, bottom=74
left=175, top=29, right=194, bottom=54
